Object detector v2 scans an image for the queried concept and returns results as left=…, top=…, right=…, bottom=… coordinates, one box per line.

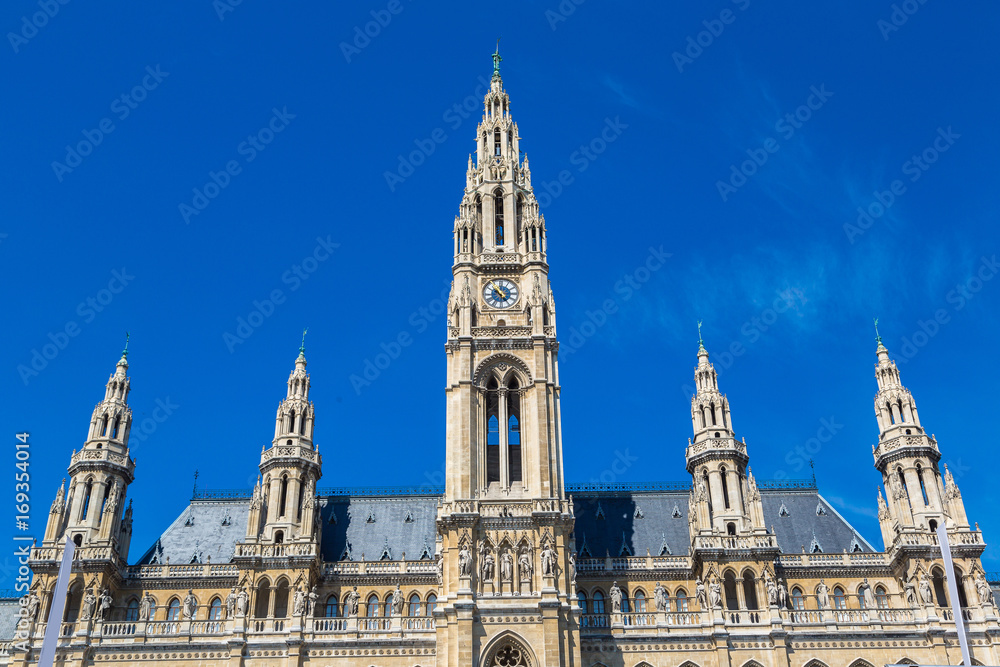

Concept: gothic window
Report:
left=209, top=597, right=223, bottom=620
left=833, top=587, right=846, bottom=610
left=426, top=593, right=437, bottom=615
left=383, top=593, right=393, bottom=616
left=634, top=590, right=647, bottom=612
left=724, top=571, right=739, bottom=611
left=928, top=519, right=938, bottom=532
left=710, top=403, right=717, bottom=426
left=507, top=377, right=522, bottom=483
left=325, top=595, right=338, bottom=617
left=954, top=567, right=969, bottom=607
left=254, top=579, right=271, bottom=619
left=531, top=227, right=537, bottom=251
left=73, top=534, right=83, bottom=547
left=101, top=415, right=109, bottom=436
left=486, top=377, right=501, bottom=484
left=675, top=589, right=689, bottom=612
left=64, top=584, right=82, bottom=622
left=743, top=571, right=759, bottom=610
left=593, top=590, right=605, bottom=614
left=489, top=642, right=529, bottom=667
left=494, top=191, right=505, bottom=246
left=274, top=530, right=284, bottom=544
left=278, top=475, right=288, bottom=517
left=621, top=591, right=630, bottom=613
left=727, top=523, right=736, bottom=535
left=81, top=480, right=93, bottom=520
left=875, top=586, right=889, bottom=609
left=721, top=467, right=731, bottom=509
left=791, top=587, right=805, bottom=610
left=494, top=128, right=501, bottom=156
left=576, top=591, right=587, bottom=612
left=167, top=599, right=181, bottom=622
left=273, top=580, right=289, bottom=618
left=367, top=594, right=380, bottom=616
left=98, top=482, right=111, bottom=525
left=463, top=228, right=468, bottom=252
left=916, top=463, right=929, bottom=505
left=112, top=416, right=121, bottom=438
left=289, top=409, right=296, bottom=434
left=125, top=598, right=140, bottom=621
left=408, top=593, right=421, bottom=616
left=299, top=411, right=306, bottom=435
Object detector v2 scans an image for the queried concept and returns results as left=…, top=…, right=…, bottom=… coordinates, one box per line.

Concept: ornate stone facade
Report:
left=6, top=53, right=1000, bottom=667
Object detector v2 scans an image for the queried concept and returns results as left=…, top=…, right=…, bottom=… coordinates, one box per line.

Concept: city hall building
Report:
left=6, top=54, right=1000, bottom=667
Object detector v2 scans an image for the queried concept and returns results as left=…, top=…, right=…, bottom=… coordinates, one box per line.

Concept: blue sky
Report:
left=3, top=1, right=999, bottom=587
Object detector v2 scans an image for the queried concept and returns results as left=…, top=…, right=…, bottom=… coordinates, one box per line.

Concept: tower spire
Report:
left=299, top=328, right=308, bottom=358
left=492, top=38, right=502, bottom=80
left=697, top=320, right=706, bottom=354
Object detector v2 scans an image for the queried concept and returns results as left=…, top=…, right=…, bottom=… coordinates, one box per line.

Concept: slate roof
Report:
left=136, top=482, right=876, bottom=566
left=0, top=598, right=21, bottom=641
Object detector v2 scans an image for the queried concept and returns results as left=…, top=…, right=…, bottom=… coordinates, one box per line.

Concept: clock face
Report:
left=483, top=278, right=519, bottom=309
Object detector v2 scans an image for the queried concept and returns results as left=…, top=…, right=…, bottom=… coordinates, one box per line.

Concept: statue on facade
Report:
left=975, top=572, right=994, bottom=606
left=901, top=574, right=917, bottom=606
left=695, top=577, right=707, bottom=609
left=26, top=591, right=40, bottom=622
left=816, top=580, right=829, bottom=609
left=292, top=585, right=306, bottom=616
left=307, top=586, right=319, bottom=617
left=182, top=590, right=197, bottom=619
left=696, top=479, right=708, bottom=502
left=139, top=592, right=155, bottom=621
left=481, top=549, right=495, bottom=582
left=81, top=589, right=97, bottom=621
left=392, top=584, right=403, bottom=615
left=500, top=550, right=513, bottom=582
left=99, top=587, right=113, bottom=620
left=436, top=555, right=444, bottom=585
left=345, top=586, right=360, bottom=616
left=540, top=545, right=556, bottom=576
left=236, top=587, right=249, bottom=618
left=918, top=572, right=933, bottom=604
left=763, top=570, right=778, bottom=606
left=518, top=549, right=532, bottom=582
left=859, top=579, right=875, bottom=609
left=225, top=587, right=238, bottom=619
left=653, top=582, right=668, bottom=612
left=709, top=579, right=723, bottom=609
left=458, top=545, right=473, bottom=577
left=568, top=552, right=576, bottom=583
left=609, top=582, right=623, bottom=613
left=778, top=581, right=788, bottom=609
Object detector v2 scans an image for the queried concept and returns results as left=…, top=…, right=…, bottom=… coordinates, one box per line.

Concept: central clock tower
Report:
left=436, top=49, right=579, bottom=667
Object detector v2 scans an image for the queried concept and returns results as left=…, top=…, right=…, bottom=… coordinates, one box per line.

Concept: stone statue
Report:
left=182, top=590, right=197, bottom=619
left=540, top=545, right=556, bottom=576
left=436, top=555, right=444, bottom=585
left=105, top=481, right=119, bottom=515
left=500, top=551, right=513, bottom=582
left=764, top=571, right=778, bottom=606
left=609, top=582, right=623, bottom=613
left=99, top=587, right=113, bottom=620
left=391, top=584, right=403, bottom=615
left=653, top=582, right=668, bottom=612
left=902, top=575, right=916, bottom=606
left=345, top=586, right=360, bottom=616
left=81, top=589, right=97, bottom=621
left=481, top=551, right=495, bottom=581
left=695, top=577, right=707, bottom=609
left=816, top=580, right=829, bottom=609
left=568, top=552, right=577, bottom=583
left=292, top=585, right=305, bottom=616
left=975, top=573, right=994, bottom=606
left=458, top=546, right=473, bottom=577
left=225, top=587, right=238, bottom=619
left=696, top=479, right=708, bottom=502
left=236, top=587, right=249, bottom=618
left=778, top=582, right=788, bottom=609
left=709, top=579, right=722, bottom=609
left=919, top=573, right=933, bottom=604
left=140, top=591, right=155, bottom=622
left=518, top=550, right=532, bottom=582
left=26, top=592, right=40, bottom=622
left=307, top=586, right=319, bottom=617
left=859, top=578, right=875, bottom=609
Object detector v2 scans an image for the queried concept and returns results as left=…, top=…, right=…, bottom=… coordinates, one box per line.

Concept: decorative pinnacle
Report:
left=697, top=321, right=706, bottom=353
left=192, top=470, right=199, bottom=499
left=299, top=328, right=308, bottom=356
left=492, top=38, right=502, bottom=79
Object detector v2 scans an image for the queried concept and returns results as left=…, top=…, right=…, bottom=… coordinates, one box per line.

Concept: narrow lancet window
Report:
left=486, top=378, right=500, bottom=484
left=508, top=378, right=522, bottom=484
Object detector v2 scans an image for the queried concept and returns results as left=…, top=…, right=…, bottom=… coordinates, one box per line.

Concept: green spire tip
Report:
left=492, top=38, right=502, bottom=79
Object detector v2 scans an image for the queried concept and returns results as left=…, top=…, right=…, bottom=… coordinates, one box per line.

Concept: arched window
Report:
left=633, top=590, right=646, bottom=613
left=408, top=593, right=421, bottom=616
left=897, top=468, right=910, bottom=508
left=727, top=522, right=737, bottom=535
left=101, top=415, right=109, bottom=436
left=932, top=568, right=948, bottom=607
left=743, top=571, right=758, bottom=610
left=916, top=463, right=929, bottom=505
left=791, top=587, right=805, bottom=610
left=73, top=534, right=83, bottom=547
left=426, top=593, right=437, bottom=615
left=167, top=599, right=181, bottom=622
left=65, top=584, right=82, bottom=622
left=675, top=589, right=688, bottom=612
left=929, top=518, right=938, bottom=532
left=98, top=482, right=111, bottom=525
left=720, top=466, right=731, bottom=509
left=81, top=480, right=93, bottom=520
left=486, top=377, right=500, bottom=484
left=299, top=411, right=306, bottom=435
left=125, top=598, right=140, bottom=622
left=383, top=593, right=393, bottom=617
left=254, top=579, right=271, bottom=619
left=274, top=530, right=284, bottom=545
left=724, top=571, right=739, bottom=611
left=592, top=590, right=605, bottom=615
left=531, top=227, right=537, bottom=251
left=833, top=587, right=846, bottom=610
left=954, top=567, right=969, bottom=607
left=288, top=409, right=296, bottom=434
left=494, top=191, right=504, bottom=246
left=112, top=416, right=121, bottom=438
left=278, top=475, right=288, bottom=517
left=576, top=591, right=587, bottom=612
left=209, top=597, right=223, bottom=620
left=325, top=595, right=338, bottom=618
left=494, top=128, right=501, bottom=156
left=621, top=590, right=630, bottom=613
left=273, top=580, right=289, bottom=618
left=367, top=594, right=380, bottom=617
left=875, top=586, right=889, bottom=609
left=507, top=377, right=521, bottom=483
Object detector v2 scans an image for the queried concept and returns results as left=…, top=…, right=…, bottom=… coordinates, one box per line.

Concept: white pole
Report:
left=936, top=523, right=971, bottom=666
left=37, top=536, right=76, bottom=667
